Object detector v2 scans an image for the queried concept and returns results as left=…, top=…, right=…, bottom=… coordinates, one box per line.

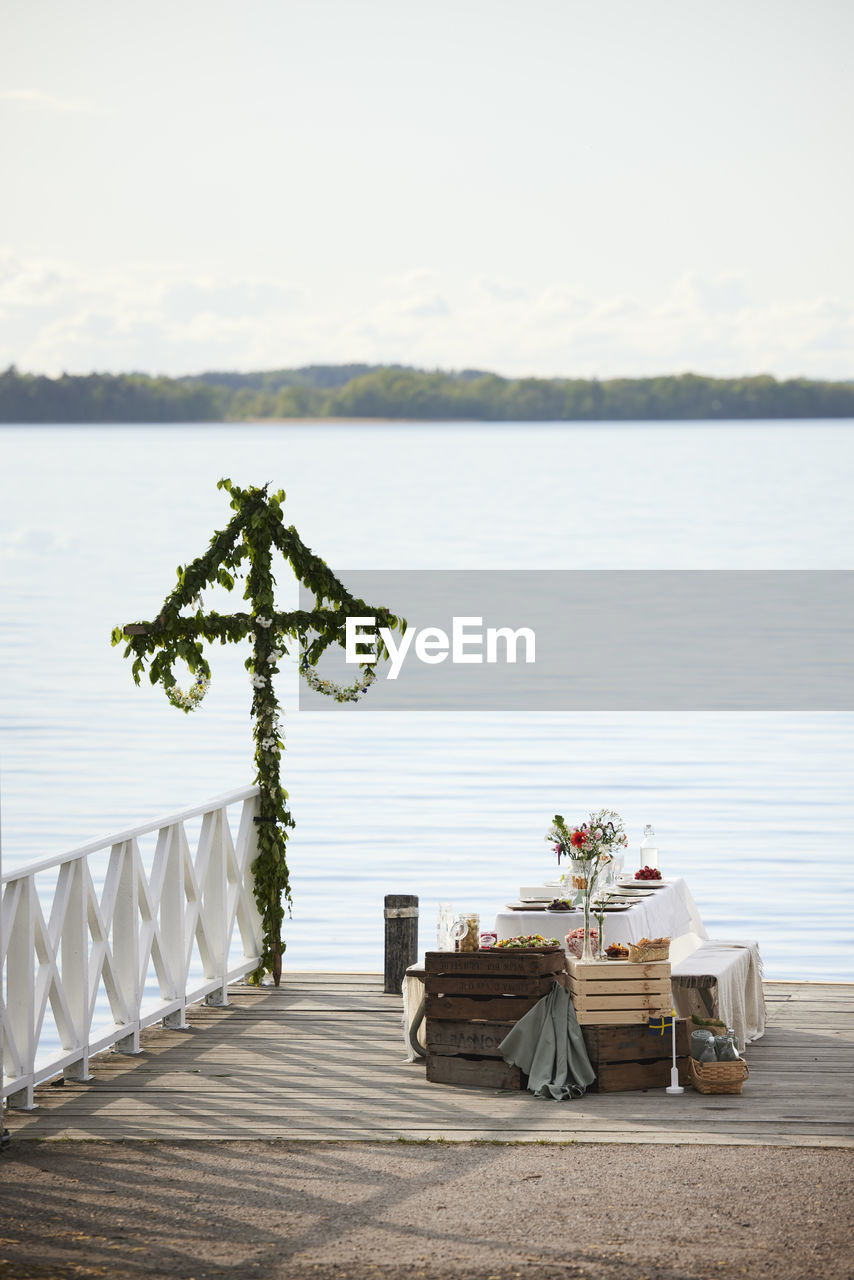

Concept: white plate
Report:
left=589, top=902, right=632, bottom=912
left=544, top=906, right=580, bottom=915
left=619, top=876, right=669, bottom=888
left=505, top=902, right=548, bottom=911
left=520, top=886, right=560, bottom=901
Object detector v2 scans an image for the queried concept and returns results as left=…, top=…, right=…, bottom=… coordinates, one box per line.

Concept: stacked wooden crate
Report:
left=566, top=956, right=672, bottom=1025
left=581, top=1021, right=690, bottom=1091
left=424, top=948, right=565, bottom=1089
left=567, top=955, right=686, bottom=1091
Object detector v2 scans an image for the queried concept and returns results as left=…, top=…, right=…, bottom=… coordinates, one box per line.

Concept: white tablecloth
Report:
left=494, top=878, right=708, bottom=949
left=671, top=939, right=766, bottom=1048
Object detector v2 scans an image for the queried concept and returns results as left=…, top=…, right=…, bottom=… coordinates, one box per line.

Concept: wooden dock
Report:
left=5, top=975, right=853, bottom=1147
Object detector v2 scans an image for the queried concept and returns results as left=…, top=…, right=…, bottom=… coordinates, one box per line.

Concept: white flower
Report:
left=250, top=673, right=267, bottom=688
left=261, top=736, right=277, bottom=750
left=256, top=616, right=272, bottom=628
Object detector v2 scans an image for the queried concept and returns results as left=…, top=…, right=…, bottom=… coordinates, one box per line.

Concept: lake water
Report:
left=2, top=420, right=853, bottom=997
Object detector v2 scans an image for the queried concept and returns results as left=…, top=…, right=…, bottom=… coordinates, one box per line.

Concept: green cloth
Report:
left=499, top=981, right=596, bottom=1101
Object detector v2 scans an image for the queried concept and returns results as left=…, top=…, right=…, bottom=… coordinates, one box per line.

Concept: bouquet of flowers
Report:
left=546, top=809, right=628, bottom=867
left=546, top=809, right=628, bottom=962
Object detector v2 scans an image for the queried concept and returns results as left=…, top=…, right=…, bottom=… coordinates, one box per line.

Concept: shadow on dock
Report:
left=4, top=974, right=853, bottom=1147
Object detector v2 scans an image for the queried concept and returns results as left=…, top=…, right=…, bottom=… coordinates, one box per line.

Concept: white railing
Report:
left=1, top=786, right=262, bottom=1109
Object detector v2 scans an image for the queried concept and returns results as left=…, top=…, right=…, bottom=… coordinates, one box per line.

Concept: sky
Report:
left=1, top=0, right=853, bottom=381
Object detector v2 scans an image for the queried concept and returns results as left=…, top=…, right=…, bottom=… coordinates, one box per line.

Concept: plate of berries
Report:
left=633, top=866, right=665, bottom=883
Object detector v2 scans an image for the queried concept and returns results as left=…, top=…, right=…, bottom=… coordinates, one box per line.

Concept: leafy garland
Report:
left=112, top=477, right=404, bottom=984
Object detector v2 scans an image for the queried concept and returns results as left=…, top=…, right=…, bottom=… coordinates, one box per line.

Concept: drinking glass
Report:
left=437, top=903, right=455, bottom=951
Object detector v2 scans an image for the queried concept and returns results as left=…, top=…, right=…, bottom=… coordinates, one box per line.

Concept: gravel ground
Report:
left=0, top=1141, right=852, bottom=1280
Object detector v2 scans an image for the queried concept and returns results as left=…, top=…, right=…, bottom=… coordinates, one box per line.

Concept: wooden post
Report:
left=384, top=895, right=418, bottom=994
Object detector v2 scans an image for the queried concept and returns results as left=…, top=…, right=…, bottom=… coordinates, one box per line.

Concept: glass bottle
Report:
left=640, top=823, right=659, bottom=870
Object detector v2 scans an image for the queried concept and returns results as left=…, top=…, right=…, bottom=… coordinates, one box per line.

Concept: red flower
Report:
left=570, top=830, right=587, bottom=848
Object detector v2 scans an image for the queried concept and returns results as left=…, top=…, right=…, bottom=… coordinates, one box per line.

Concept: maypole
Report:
left=112, top=478, right=403, bottom=984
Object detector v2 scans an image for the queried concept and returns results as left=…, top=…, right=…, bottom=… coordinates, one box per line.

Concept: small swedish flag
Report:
left=648, top=1013, right=674, bottom=1036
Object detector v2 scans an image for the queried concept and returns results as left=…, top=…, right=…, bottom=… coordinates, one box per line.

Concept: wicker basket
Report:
left=688, top=1056, right=750, bottom=1095
left=627, top=940, right=670, bottom=963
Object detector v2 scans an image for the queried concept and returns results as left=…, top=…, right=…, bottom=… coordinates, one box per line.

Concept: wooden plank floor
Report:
left=6, top=975, right=853, bottom=1147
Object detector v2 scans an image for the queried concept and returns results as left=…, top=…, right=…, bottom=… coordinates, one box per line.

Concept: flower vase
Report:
left=595, top=912, right=607, bottom=960
left=569, top=857, right=590, bottom=907
left=580, top=892, right=596, bottom=963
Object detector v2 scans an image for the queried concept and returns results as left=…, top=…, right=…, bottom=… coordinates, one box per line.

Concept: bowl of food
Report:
left=565, top=926, right=599, bottom=958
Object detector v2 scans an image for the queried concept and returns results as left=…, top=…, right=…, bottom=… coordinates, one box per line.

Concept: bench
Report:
left=670, top=934, right=766, bottom=1048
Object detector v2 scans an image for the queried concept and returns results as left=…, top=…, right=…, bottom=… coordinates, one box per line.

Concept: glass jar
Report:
left=453, top=913, right=480, bottom=952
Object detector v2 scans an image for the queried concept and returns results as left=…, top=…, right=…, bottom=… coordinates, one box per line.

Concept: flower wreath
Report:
left=164, top=671, right=211, bottom=713
left=298, top=654, right=376, bottom=703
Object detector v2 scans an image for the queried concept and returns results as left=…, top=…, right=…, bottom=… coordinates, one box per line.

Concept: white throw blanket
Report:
left=402, top=969, right=427, bottom=1061
left=672, top=940, right=766, bottom=1049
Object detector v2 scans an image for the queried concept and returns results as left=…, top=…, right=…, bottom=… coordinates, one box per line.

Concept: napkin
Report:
left=499, top=981, right=595, bottom=1101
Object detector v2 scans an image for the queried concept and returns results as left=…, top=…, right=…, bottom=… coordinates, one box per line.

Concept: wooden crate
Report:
left=566, top=956, right=672, bottom=1025
left=423, top=949, right=564, bottom=1090
left=582, top=1020, right=689, bottom=1093
left=425, top=1018, right=517, bottom=1057
left=425, top=948, right=565, bottom=1023
left=425, top=949, right=566, bottom=977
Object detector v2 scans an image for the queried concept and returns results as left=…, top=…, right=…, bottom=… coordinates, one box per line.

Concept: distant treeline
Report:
left=2, top=363, right=854, bottom=423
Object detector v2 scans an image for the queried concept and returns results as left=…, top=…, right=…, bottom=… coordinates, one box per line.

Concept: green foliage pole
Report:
left=112, top=478, right=403, bottom=985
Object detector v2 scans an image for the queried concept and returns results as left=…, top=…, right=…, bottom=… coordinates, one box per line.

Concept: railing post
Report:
left=61, top=860, right=93, bottom=1081
left=384, top=894, right=419, bottom=995
left=112, top=841, right=141, bottom=1054
left=159, top=824, right=189, bottom=1029
left=5, top=879, right=36, bottom=1109
left=234, top=794, right=263, bottom=966
left=203, top=809, right=229, bottom=1007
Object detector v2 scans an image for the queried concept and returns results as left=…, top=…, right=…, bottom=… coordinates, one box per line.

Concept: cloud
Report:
left=0, top=89, right=95, bottom=113
left=0, top=526, right=75, bottom=558
left=1, top=255, right=853, bottom=381
left=671, top=273, right=750, bottom=316
left=161, top=281, right=303, bottom=323
left=479, top=279, right=528, bottom=303
left=402, top=293, right=450, bottom=319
